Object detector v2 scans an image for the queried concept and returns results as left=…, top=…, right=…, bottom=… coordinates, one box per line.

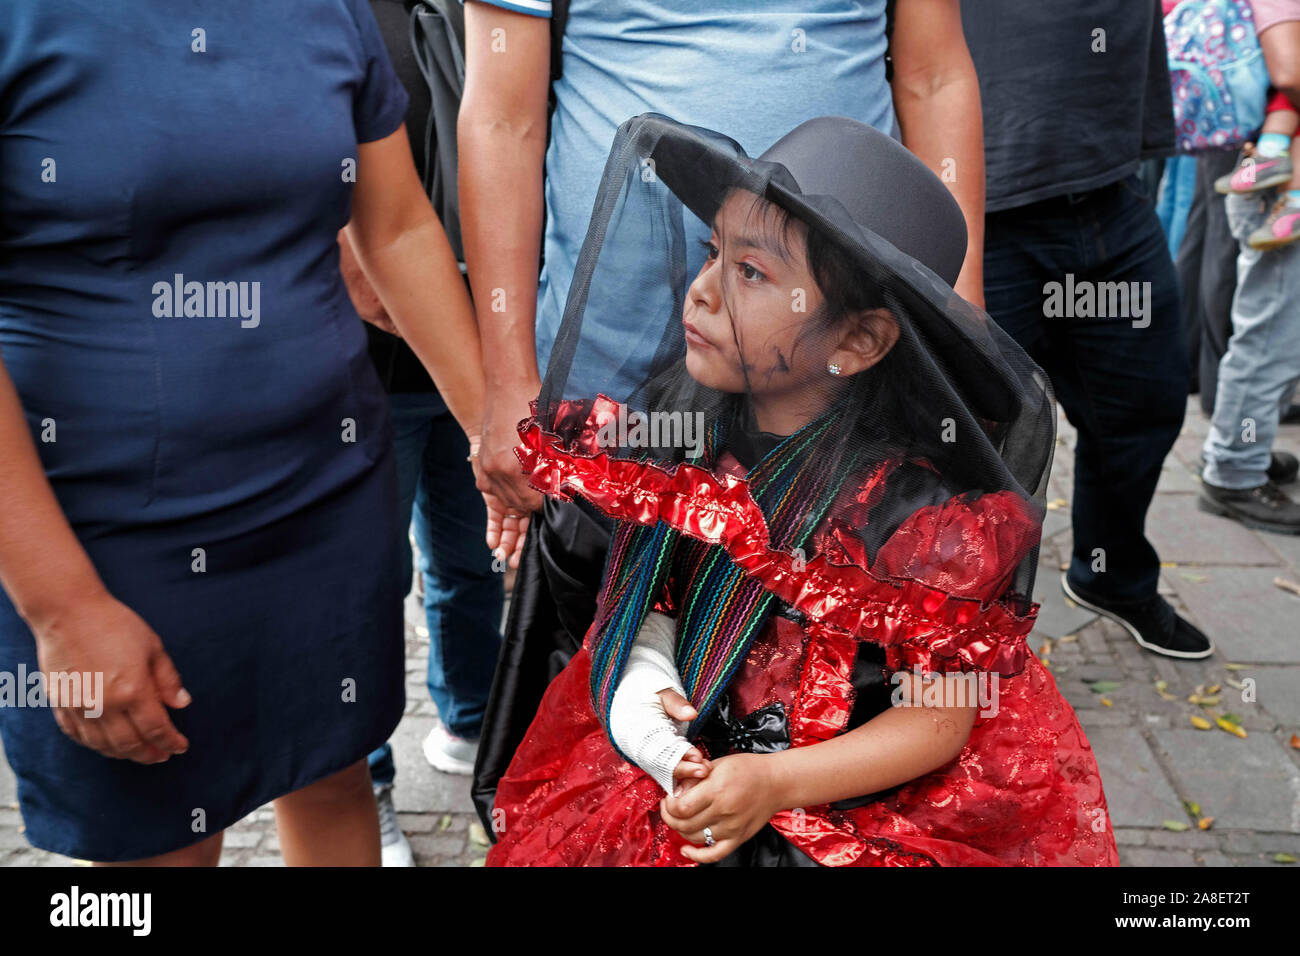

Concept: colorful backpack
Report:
left=1165, top=0, right=1271, bottom=154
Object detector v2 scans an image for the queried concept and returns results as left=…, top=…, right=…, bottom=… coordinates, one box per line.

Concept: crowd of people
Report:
left=0, top=0, right=1295, bottom=867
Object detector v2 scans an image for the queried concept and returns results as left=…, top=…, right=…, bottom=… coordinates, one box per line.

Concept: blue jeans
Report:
left=983, top=174, right=1189, bottom=603
left=368, top=392, right=505, bottom=786
left=1202, top=191, right=1300, bottom=489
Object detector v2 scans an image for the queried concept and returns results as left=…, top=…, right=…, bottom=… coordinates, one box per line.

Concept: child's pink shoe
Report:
left=1247, top=197, right=1300, bottom=250
left=1215, top=145, right=1294, bottom=194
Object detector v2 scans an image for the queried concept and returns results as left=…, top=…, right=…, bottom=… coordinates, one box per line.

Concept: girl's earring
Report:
left=827, top=362, right=842, bottom=376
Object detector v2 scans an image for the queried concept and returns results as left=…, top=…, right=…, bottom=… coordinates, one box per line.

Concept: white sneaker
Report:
left=374, top=784, right=415, bottom=867
left=422, top=724, right=479, bottom=776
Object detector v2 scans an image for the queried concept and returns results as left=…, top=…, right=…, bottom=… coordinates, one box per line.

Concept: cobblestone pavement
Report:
left=2, top=398, right=1299, bottom=867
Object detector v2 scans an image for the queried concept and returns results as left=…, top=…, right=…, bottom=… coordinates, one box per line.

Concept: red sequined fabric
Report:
left=488, top=408, right=1119, bottom=867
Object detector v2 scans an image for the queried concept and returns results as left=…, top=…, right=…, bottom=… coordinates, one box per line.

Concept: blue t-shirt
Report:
left=470, top=0, right=896, bottom=397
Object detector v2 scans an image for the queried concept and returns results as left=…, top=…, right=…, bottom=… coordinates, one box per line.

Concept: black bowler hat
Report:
left=648, top=113, right=968, bottom=288
left=636, top=113, right=1020, bottom=422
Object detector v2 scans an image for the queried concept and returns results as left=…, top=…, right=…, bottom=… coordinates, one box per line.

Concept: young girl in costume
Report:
left=486, top=113, right=1119, bottom=867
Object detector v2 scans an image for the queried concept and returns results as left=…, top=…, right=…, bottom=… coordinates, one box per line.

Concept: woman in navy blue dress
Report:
left=0, top=2, right=488, bottom=863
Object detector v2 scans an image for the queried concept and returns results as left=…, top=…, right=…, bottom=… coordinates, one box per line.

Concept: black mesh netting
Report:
left=520, top=113, right=1056, bottom=732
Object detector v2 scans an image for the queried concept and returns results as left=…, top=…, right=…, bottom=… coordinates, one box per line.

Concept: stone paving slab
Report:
left=1152, top=730, right=1300, bottom=833
left=1083, top=726, right=1187, bottom=828
left=1146, top=495, right=1283, bottom=567
left=1174, top=566, right=1300, bottom=664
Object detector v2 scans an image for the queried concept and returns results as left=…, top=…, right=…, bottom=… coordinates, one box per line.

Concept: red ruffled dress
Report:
left=486, top=416, right=1119, bottom=867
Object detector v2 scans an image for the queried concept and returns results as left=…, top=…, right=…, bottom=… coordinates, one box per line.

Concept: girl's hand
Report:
left=34, top=591, right=191, bottom=764
left=659, top=752, right=784, bottom=863
left=671, top=746, right=710, bottom=793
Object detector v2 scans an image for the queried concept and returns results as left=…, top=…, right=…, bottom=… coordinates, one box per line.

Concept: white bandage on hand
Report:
left=609, top=611, right=695, bottom=794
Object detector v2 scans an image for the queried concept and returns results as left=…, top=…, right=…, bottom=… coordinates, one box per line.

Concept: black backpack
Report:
left=409, top=0, right=570, bottom=270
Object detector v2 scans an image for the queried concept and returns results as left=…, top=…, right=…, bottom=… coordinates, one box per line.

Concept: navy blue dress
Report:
left=0, top=1, right=411, bottom=860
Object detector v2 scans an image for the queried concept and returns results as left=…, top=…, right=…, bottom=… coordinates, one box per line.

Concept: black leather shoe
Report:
left=1200, top=450, right=1298, bottom=485
left=1061, top=575, right=1213, bottom=659
left=1270, top=451, right=1299, bottom=484
left=1198, top=479, right=1300, bottom=535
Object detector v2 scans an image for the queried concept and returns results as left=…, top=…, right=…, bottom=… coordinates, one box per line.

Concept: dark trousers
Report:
left=471, top=496, right=613, bottom=833
left=1174, top=150, right=1240, bottom=415
left=983, top=174, right=1189, bottom=603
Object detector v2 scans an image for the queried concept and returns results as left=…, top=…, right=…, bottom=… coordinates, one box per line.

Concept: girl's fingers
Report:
left=659, top=794, right=717, bottom=836
left=680, top=837, right=735, bottom=864
left=657, top=688, right=698, bottom=721
left=664, top=776, right=717, bottom=820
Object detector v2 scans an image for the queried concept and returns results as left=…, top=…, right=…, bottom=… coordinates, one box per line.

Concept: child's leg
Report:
left=1290, top=133, right=1300, bottom=194
left=1261, top=109, right=1299, bottom=138
left=1257, top=93, right=1298, bottom=159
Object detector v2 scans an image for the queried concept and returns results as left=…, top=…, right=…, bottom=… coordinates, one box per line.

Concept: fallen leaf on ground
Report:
left=468, top=821, right=489, bottom=847
left=1272, top=577, right=1300, bottom=599
left=1215, top=716, right=1247, bottom=738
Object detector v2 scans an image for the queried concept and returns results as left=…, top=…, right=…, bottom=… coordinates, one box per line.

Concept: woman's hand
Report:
left=476, top=378, right=545, bottom=519
left=336, top=229, right=401, bottom=336
left=34, top=592, right=191, bottom=764
left=659, top=751, right=784, bottom=863
left=480, top=490, right=530, bottom=570
left=472, top=439, right=531, bottom=568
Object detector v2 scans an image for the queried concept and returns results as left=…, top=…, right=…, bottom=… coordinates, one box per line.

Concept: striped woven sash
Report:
left=589, top=412, right=858, bottom=750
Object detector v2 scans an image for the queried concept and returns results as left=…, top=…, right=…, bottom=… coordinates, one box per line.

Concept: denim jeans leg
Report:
left=412, top=399, right=505, bottom=739
left=1062, top=181, right=1187, bottom=602
left=1202, top=192, right=1300, bottom=489
left=984, top=178, right=1187, bottom=604
left=366, top=391, right=437, bottom=787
